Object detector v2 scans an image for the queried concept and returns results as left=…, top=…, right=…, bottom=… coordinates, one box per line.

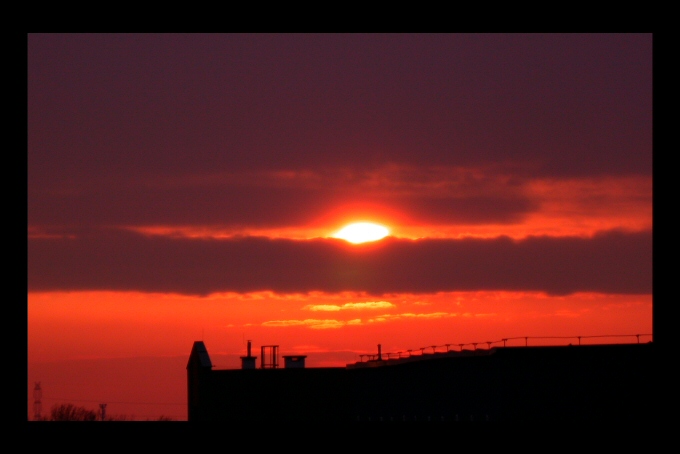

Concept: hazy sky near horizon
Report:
left=28, top=34, right=652, bottom=420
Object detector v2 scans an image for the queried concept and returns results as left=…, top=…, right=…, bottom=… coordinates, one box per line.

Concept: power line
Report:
left=38, top=396, right=185, bottom=406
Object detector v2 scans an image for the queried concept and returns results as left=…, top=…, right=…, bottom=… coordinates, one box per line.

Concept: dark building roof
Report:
left=187, top=341, right=655, bottom=422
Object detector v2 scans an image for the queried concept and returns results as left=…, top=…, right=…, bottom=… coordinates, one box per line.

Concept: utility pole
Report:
left=33, top=382, right=42, bottom=420
left=99, top=403, right=107, bottom=421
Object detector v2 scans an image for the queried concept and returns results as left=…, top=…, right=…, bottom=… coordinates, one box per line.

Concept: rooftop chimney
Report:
left=240, top=340, right=257, bottom=370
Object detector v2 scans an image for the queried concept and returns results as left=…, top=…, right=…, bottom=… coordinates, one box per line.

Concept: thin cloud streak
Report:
left=261, top=319, right=352, bottom=329
left=304, top=301, right=395, bottom=311
left=261, top=312, right=461, bottom=330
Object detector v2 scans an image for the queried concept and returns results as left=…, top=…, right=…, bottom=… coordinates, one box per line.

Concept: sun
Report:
left=332, top=222, right=390, bottom=244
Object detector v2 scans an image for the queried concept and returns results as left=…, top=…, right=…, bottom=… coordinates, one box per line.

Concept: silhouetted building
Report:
left=187, top=341, right=654, bottom=422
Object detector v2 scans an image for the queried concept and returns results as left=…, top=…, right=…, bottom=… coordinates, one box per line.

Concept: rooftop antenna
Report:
left=261, top=345, right=279, bottom=369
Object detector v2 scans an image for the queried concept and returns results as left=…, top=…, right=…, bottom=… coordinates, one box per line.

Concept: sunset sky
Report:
left=27, top=33, right=652, bottom=421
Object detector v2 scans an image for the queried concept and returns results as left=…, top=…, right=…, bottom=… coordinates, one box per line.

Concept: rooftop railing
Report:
left=357, top=333, right=653, bottom=362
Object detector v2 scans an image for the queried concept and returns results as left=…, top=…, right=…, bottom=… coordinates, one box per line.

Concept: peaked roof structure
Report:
left=187, top=341, right=213, bottom=369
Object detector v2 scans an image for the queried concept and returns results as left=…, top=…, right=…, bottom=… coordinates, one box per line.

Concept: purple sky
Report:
left=28, top=33, right=652, bottom=296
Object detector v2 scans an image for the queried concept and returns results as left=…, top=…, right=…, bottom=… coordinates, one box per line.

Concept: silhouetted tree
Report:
left=49, top=403, right=97, bottom=421
left=35, top=403, right=175, bottom=421
left=154, top=415, right=174, bottom=421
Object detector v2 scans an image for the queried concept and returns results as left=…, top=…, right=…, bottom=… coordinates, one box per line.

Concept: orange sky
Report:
left=28, top=289, right=652, bottom=420
left=27, top=174, right=653, bottom=419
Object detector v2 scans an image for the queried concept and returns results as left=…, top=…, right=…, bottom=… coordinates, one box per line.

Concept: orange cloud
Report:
left=97, top=167, right=651, bottom=242
left=262, top=319, right=347, bottom=329
left=366, top=312, right=457, bottom=323
left=304, top=301, right=395, bottom=311
left=261, top=311, right=461, bottom=330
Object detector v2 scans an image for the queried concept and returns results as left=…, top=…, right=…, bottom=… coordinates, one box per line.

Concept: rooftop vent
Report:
left=283, top=355, right=307, bottom=369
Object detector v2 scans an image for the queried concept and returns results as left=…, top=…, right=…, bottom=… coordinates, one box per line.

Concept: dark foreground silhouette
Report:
left=187, top=341, right=654, bottom=422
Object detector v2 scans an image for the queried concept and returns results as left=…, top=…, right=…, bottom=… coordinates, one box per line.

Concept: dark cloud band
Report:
left=28, top=229, right=651, bottom=296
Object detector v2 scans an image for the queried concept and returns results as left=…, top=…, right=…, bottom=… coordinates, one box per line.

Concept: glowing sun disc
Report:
left=332, top=222, right=390, bottom=244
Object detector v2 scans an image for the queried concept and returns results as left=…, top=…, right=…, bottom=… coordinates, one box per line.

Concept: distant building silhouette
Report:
left=187, top=340, right=654, bottom=421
